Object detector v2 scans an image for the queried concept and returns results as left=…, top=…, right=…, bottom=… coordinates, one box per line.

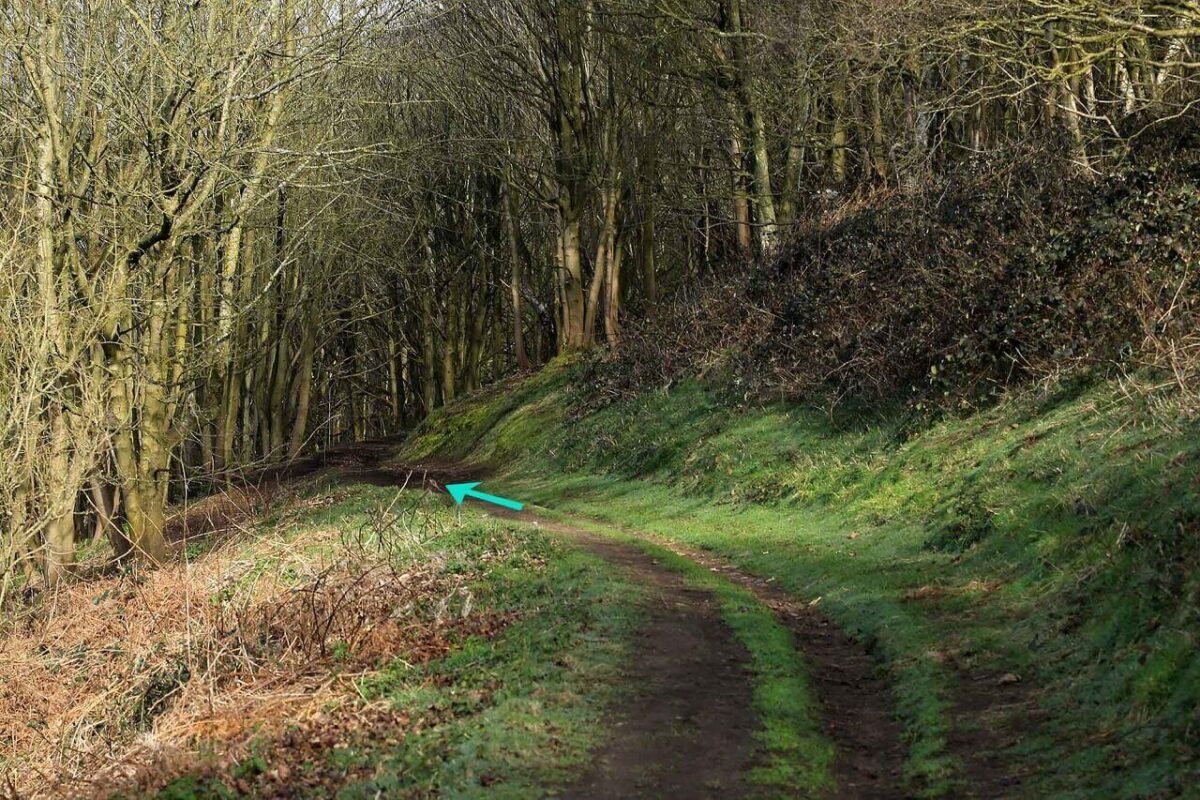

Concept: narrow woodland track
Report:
left=191, top=443, right=1027, bottom=798
left=669, top=544, right=911, bottom=799
left=539, top=523, right=760, bottom=799
left=600, top=528, right=1039, bottom=800
left=355, top=451, right=916, bottom=798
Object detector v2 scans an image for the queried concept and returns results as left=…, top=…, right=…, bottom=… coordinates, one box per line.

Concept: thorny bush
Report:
left=585, top=120, right=1200, bottom=412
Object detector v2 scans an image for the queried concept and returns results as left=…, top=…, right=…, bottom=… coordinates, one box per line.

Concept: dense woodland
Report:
left=2, top=0, right=1199, bottom=589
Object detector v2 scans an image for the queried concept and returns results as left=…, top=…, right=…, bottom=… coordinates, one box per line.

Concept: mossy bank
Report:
left=402, top=361, right=1200, bottom=798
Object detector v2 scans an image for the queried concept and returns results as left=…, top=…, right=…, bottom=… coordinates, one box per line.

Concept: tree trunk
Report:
left=288, top=325, right=316, bottom=458
left=724, top=0, right=777, bottom=251
left=440, top=299, right=457, bottom=404
left=730, top=127, right=753, bottom=260
left=559, top=206, right=588, bottom=349
left=584, top=184, right=619, bottom=344
left=501, top=181, right=531, bottom=370
left=831, top=65, right=850, bottom=184
left=605, top=221, right=625, bottom=346
left=420, top=284, right=437, bottom=414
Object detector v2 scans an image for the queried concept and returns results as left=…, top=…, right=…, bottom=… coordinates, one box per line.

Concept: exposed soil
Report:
left=691, top=555, right=911, bottom=799
left=532, top=519, right=759, bottom=800
left=567, top=522, right=1035, bottom=800
left=525, top=516, right=912, bottom=800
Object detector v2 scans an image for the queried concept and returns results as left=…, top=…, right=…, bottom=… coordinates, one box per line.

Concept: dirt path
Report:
left=537, top=521, right=759, bottom=799
left=347, top=453, right=912, bottom=798
left=502, top=511, right=911, bottom=800
left=526, top=513, right=1037, bottom=800
left=663, top=541, right=910, bottom=799
left=161, top=445, right=1032, bottom=798
left=277, top=453, right=763, bottom=796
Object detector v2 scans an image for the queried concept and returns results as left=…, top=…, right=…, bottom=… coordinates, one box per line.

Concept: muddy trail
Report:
left=518, top=512, right=1035, bottom=800
left=538, top=520, right=759, bottom=799
left=163, top=438, right=481, bottom=543
left=166, top=441, right=1026, bottom=798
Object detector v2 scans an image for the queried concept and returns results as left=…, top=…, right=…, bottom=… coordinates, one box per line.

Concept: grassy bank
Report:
left=401, top=362, right=1200, bottom=798
left=155, top=486, right=646, bottom=800
left=310, top=500, right=644, bottom=800
left=158, top=484, right=840, bottom=799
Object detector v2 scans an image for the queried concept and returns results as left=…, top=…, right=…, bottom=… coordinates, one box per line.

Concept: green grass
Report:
left=400, top=363, right=1200, bottom=798
left=333, top=510, right=642, bottom=799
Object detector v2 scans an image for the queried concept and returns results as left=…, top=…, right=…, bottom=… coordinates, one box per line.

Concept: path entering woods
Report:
left=327, top=449, right=911, bottom=798
left=205, top=442, right=1022, bottom=798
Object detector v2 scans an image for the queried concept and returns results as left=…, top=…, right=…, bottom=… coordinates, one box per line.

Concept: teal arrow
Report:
left=446, top=482, right=525, bottom=512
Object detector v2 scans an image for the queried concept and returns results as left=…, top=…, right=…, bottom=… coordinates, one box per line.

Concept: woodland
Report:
left=3, top=1, right=1200, bottom=798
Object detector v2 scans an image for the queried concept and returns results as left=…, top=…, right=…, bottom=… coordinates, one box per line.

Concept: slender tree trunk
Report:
left=465, top=275, right=488, bottom=393
left=43, top=413, right=77, bottom=585
left=779, top=88, right=810, bottom=226
left=287, top=325, right=316, bottom=458
left=641, top=195, right=657, bottom=308
left=730, top=128, right=753, bottom=259
left=420, top=284, right=437, bottom=414
left=724, top=0, right=777, bottom=251
left=1044, top=23, right=1090, bottom=174
left=440, top=299, right=457, bottom=404
left=831, top=64, right=850, bottom=184
left=501, top=181, right=531, bottom=370
left=559, top=206, right=588, bottom=349
left=584, top=184, right=619, bottom=344
left=605, top=222, right=625, bottom=346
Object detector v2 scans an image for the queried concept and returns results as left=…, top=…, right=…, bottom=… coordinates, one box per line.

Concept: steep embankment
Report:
left=400, top=360, right=1200, bottom=798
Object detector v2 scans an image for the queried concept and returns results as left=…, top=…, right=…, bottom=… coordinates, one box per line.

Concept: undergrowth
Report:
left=587, top=124, right=1200, bottom=410
left=3, top=479, right=642, bottom=800
left=141, top=495, right=642, bottom=800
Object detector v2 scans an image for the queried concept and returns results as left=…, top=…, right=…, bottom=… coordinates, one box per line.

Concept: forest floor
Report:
left=5, top=446, right=653, bottom=800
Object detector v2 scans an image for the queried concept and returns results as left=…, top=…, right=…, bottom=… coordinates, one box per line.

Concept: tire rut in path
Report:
left=666, top=541, right=910, bottom=800
left=322, top=452, right=1021, bottom=798
left=540, top=522, right=759, bottom=800
left=257, top=451, right=912, bottom=798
